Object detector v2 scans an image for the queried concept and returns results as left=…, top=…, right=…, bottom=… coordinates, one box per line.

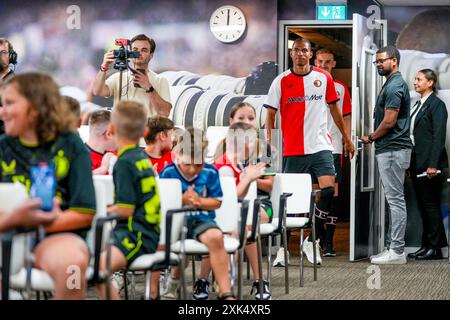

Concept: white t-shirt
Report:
left=106, top=69, right=171, bottom=117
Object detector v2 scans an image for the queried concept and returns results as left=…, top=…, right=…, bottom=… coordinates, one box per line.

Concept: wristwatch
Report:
left=99, top=65, right=109, bottom=72
left=368, top=134, right=374, bottom=143
left=146, top=86, right=154, bottom=93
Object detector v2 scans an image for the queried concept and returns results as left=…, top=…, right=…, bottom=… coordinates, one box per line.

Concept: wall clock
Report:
left=209, top=5, right=247, bottom=43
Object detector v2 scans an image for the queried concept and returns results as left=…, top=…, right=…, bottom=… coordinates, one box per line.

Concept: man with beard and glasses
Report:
left=0, top=38, right=17, bottom=134
left=361, top=45, right=413, bottom=265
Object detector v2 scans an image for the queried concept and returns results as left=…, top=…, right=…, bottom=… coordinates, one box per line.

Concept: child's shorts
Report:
left=112, top=226, right=159, bottom=266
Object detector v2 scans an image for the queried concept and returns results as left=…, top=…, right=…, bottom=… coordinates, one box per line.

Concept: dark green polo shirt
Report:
left=373, top=71, right=413, bottom=154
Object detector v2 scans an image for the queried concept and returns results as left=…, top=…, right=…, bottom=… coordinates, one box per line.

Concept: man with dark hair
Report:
left=0, top=38, right=17, bottom=134
left=314, top=48, right=352, bottom=257
left=265, top=38, right=354, bottom=267
left=362, top=45, right=412, bottom=265
left=92, top=34, right=171, bottom=117
left=0, top=38, right=15, bottom=82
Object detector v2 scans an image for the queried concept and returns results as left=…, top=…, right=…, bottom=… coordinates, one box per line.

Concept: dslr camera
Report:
left=113, top=39, right=140, bottom=71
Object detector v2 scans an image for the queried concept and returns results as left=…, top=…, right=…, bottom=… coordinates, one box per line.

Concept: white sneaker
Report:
left=371, top=249, right=406, bottom=265
left=272, top=247, right=289, bottom=267
left=370, top=249, right=389, bottom=261
left=162, top=277, right=180, bottom=299
left=111, top=272, right=130, bottom=293
left=302, top=237, right=322, bottom=265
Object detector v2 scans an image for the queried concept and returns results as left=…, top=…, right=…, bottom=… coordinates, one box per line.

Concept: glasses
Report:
left=291, top=48, right=310, bottom=55
left=0, top=50, right=9, bottom=55
left=372, top=57, right=394, bottom=65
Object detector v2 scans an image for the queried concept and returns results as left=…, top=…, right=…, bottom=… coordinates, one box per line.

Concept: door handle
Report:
left=356, top=137, right=363, bottom=152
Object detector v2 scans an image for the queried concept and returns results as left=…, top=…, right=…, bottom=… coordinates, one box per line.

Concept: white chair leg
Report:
left=229, top=254, right=237, bottom=295
left=300, top=229, right=304, bottom=287
left=145, top=270, right=152, bottom=300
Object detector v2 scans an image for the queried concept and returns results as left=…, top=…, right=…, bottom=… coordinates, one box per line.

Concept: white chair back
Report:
left=93, top=175, right=115, bottom=206
left=85, top=179, right=107, bottom=253
left=78, top=125, right=90, bottom=143
left=270, top=173, right=312, bottom=219
left=205, top=126, right=228, bottom=164
left=156, top=178, right=183, bottom=245
left=0, top=183, right=29, bottom=274
left=215, top=176, right=239, bottom=233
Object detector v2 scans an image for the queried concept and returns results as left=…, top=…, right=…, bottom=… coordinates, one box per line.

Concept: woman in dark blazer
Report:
left=408, top=69, right=448, bottom=260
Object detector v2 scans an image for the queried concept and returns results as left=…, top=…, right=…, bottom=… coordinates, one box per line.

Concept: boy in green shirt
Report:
left=96, top=101, right=161, bottom=300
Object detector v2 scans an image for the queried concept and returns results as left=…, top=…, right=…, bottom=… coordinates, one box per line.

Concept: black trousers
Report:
left=412, top=172, right=448, bottom=249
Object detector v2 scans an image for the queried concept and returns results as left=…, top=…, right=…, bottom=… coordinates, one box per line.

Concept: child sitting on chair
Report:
left=144, top=116, right=175, bottom=174
left=96, top=101, right=161, bottom=300
left=0, top=72, right=96, bottom=299
left=160, top=127, right=235, bottom=300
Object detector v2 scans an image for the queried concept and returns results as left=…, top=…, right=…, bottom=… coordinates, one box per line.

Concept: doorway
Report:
left=278, top=15, right=387, bottom=261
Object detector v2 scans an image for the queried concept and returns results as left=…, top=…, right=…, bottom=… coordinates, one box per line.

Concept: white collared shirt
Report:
left=410, top=91, right=432, bottom=145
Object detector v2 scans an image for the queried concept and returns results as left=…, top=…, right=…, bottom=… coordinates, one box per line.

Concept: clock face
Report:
left=209, top=5, right=246, bottom=43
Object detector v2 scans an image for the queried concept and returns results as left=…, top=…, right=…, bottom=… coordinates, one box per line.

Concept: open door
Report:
left=350, top=14, right=387, bottom=261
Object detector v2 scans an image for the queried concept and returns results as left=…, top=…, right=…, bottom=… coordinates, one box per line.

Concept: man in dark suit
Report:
left=408, top=68, right=448, bottom=260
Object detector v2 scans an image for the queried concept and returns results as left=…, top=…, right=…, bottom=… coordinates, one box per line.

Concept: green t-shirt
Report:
left=0, top=131, right=96, bottom=214
left=373, top=71, right=413, bottom=154
left=113, top=145, right=161, bottom=235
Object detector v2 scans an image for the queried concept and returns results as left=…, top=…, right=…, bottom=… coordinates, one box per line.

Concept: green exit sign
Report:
left=316, top=4, right=347, bottom=20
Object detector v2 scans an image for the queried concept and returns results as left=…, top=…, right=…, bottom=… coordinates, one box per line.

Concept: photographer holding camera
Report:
left=92, top=34, right=171, bottom=117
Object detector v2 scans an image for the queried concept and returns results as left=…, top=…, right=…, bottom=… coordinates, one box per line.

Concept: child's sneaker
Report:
left=251, top=280, right=271, bottom=300
left=161, top=277, right=180, bottom=300
left=192, top=278, right=209, bottom=300
left=272, top=247, right=289, bottom=267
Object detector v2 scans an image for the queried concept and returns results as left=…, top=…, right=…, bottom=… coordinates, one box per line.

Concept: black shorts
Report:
left=112, top=225, right=159, bottom=266
left=260, top=198, right=273, bottom=220
left=187, top=219, right=221, bottom=240
left=282, top=150, right=335, bottom=184
left=333, top=154, right=343, bottom=183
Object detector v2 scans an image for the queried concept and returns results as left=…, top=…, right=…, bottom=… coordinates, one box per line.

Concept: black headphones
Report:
left=4, top=40, right=17, bottom=65
left=9, top=49, right=17, bottom=65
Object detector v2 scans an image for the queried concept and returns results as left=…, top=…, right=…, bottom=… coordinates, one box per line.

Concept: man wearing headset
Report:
left=0, top=38, right=16, bottom=83
left=0, top=38, right=18, bottom=134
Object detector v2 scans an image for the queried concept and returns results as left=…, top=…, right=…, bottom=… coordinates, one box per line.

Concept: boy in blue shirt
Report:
left=160, top=127, right=235, bottom=300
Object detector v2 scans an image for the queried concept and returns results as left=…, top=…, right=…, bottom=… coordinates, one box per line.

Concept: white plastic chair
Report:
left=205, top=126, right=228, bottom=164
left=166, top=176, right=248, bottom=299
left=77, top=125, right=90, bottom=143
left=125, top=178, right=185, bottom=300
left=95, top=177, right=189, bottom=300
left=0, top=183, right=30, bottom=300
left=269, top=173, right=318, bottom=291
left=5, top=179, right=108, bottom=299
